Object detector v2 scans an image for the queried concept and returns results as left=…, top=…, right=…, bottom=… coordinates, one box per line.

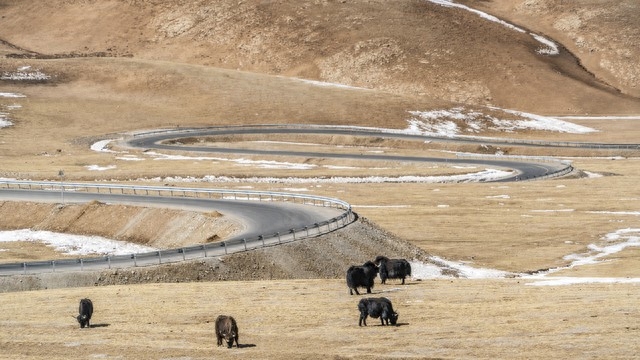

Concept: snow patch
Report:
left=407, top=107, right=597, bottom=136
left=86, top=165, right=117, bottom=171
left=0, top=92, right=26, bottom=98
left=2, top=66, right=51, bottom=81
left=426, top=0, right=559, bottom=55
left=90, top=139, right=118, bottom=153
left=141, top=169, right=513, bottom=184
left=0, top=229, right=157, bottom=256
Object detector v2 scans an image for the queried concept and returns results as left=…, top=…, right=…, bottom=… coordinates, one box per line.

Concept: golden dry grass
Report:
left=1, top=279, right=639, bottom=359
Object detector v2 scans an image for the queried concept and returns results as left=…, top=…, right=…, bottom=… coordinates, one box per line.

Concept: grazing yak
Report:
left=374, top=255, right=412, bottom=285
left=357, top=297, right=398, bottom=326
left=346, top=261, right=379, bottom=295
left=215, top=315, right=239, bottom=348
left=77, top=298, right=93, bottom=329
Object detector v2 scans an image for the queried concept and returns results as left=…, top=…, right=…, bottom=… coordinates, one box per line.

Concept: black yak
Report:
left=215, top=315, right=239, bottom=348
left=374, top=255, right=412, bottom=285
left=346, top=261, right=378, bottom=295
left=357, top=297, right=398, bottom=326
left=77, top=298, right=93, bottom=329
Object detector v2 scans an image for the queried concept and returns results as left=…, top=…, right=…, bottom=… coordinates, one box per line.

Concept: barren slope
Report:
left=0, top=0, right=639, bottom=114
left=468, top=0, right=640, bottom=98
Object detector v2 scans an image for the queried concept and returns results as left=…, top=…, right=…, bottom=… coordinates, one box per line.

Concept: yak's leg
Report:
left=359, top=313, right=367, bottom=326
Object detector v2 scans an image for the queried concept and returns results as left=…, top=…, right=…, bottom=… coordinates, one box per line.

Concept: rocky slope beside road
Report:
left=0, top=200, right=441, bottom=292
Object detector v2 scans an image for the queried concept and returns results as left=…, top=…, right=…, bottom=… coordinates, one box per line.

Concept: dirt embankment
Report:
left=0, top=201, right=437, bottom=292
left=0, top=200, right=239, bottom=253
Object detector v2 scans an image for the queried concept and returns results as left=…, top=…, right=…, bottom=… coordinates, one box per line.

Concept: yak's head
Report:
left=222, top=331, right=236, bottom=348
left=373, top=255, right=387, bottom=265
left=363, top=261, right=379, bottom=275
left=388, top=311, right=399, bottom=326
left=77, top=314, right=89, bottom=328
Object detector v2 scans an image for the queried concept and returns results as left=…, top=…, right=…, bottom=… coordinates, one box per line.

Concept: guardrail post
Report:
left=80, top=259, right=84, bottom=271
left=243, top=238, right=247, bottom=250
left=23, top=262, right=26, bottom=275
left=223, top=241, right=228, bottom=254
left=305, top=226, right=309, bottom=237
left=133, top=254, right=137, bottom=267
left=260, top=235, right=265, bottom=247
left=277, top=232, right=281, bottom=244
left=203, top=245, right=207, bottom=257
left=108, top=256, right=111, bottom=269
left=315, top=223, right=320, bottom=236
left=291, top=229, right=296, bottom=241
left=52, top=260, right=55, bottom=272
left=182, top=249, right=186, bottom=261
left=158, top=250, right=162, bottom=264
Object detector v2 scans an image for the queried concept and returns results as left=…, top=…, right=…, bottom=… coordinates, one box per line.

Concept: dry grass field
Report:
left=0, top=0, right=640, bottom=358
left=2, top=279, right=640, bottom=359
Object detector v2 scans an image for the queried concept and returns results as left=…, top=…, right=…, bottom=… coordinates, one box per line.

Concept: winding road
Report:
left=126, top=125, right=581, bottom=182
left=0, top=183, right=349, bottom=275
left=1, top=124, right=637, bottom=275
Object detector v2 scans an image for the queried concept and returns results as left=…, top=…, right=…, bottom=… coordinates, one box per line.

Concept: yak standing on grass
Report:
left=215, top=315, right=239, bottom=348
left=374, top=255, right=412, bottom=285
left=346, top=261, right=379, bottom=295
left=357, top=297, right=398, bottom=326
left=77, top=298, right=93, bottom=329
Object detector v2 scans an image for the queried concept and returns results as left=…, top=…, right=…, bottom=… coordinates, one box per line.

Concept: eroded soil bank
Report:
left=0, top=201, right=436, bottom=292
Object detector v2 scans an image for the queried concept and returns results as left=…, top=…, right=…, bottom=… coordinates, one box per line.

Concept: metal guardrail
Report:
left=0, top=180, right=354, bottom=275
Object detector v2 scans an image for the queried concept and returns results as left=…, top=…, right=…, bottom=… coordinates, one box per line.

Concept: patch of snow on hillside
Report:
left=0, top=229, right=157, bottom=256
left=90, top=139, right=118, bottom=153
left=583, top=171, right=603, bottom=178
left=293, top=77, right=368, bottom=90
left=145, top=169, right=512, bottom=184
left=426, top=0, right=559, bottom=55
left=487, top=195, right=510, bottom=199
left=116, top=155, right=144, bottom=161
left=1, top=66, right=51, bottom=81
left=0, top=92, right=26, bottom=98
left=586, top=211, right=640, bottom=216
left=526, top=277, right=640, bottom=286
left=493, top=107, right=597, bottom=133
left=145, top=151, right=317, bottom=170
left=407, top=107, right=597, bottom=136
left=525, top=228, right=640, bottom=285
left=86, top=165, right=117, bottom=171
left=423, top=256, right=511, bottom=279
left=531, top=33, right=560, bottom=55
left=0, top=113, right=11, bottom=128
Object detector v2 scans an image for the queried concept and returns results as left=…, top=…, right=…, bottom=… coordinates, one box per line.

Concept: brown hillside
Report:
left=0, top=0, right=638, bottom=114
left=467, top=0, right=640, bottom=98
